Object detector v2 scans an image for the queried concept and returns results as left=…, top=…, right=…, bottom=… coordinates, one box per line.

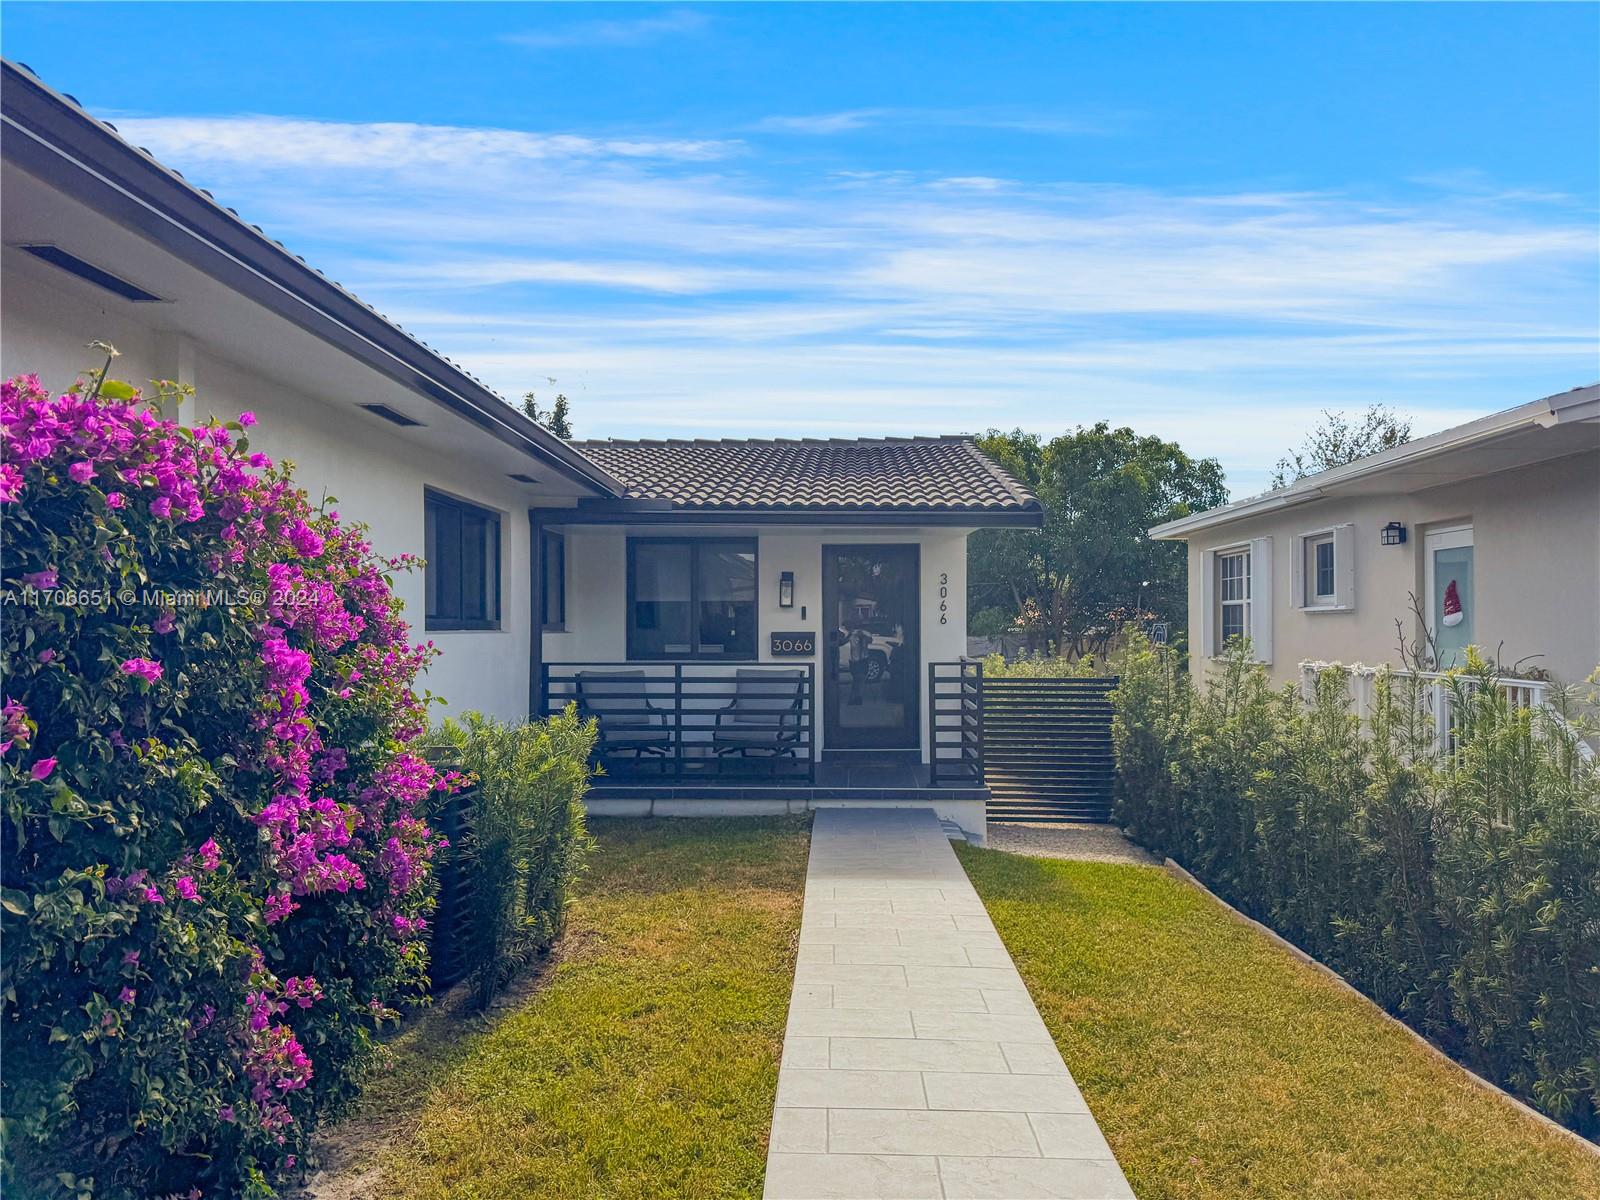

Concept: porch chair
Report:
left=711, top=669, right=807, bottom=761
left=574, top=670, right=673, bottom=760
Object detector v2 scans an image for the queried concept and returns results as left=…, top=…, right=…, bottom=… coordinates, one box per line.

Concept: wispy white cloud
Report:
left=754, top=107, right=1126, bottom=137
left=499, top=8, right=708, bottom=50
left=113, top=110, right=1599, bottom=492
left=755, top=109, right=886, bottom=135
left=112, top=115, right=738, bottom=168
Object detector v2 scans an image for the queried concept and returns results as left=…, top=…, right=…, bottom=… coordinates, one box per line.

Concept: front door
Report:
left=1425, top=525, right=1474, bottom=668
left=823, top=545, right=920, bottom=749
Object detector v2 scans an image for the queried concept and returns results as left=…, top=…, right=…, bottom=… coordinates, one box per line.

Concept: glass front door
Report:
left=1425, top=525, right=1474, bottom=668
left=823, top=545, right=920, bottom=749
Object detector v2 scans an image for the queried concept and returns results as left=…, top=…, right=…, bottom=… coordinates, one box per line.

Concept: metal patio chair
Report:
left=574, top=670, right=673, bottom=760
left=711, top=668, right=807, bottom=760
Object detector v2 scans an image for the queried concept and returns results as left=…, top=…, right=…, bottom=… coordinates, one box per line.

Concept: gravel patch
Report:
left=986, top=822, right=1158, bottom=866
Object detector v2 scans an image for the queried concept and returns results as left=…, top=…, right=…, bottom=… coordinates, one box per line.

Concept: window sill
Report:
left=542, top=623, right=567, bottom=633
left=1297, top=604, right=1354, bottom=614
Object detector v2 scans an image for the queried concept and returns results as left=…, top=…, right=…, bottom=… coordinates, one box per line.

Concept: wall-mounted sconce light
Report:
left=1381, top=521, right=1407, bottom=546
left=778, top=570, right=795, bottom=608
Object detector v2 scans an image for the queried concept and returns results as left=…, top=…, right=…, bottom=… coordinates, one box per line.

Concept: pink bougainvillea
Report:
left=1, top=372, right=452, bottom=1199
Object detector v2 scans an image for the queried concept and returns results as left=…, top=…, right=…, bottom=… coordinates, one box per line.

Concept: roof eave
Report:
left=1148, top=386, right=1597, bottom=541
left=562, top=502, right=1044, bottom=528
left=0, top=60, right=623, bottom=498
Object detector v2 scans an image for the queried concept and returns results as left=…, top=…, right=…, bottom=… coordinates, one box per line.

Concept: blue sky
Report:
left=6, top=2, right=1597, bottom=493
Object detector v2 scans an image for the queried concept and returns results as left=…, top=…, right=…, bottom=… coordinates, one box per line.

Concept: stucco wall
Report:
left=2, top=278, right=534, bottom=724
left=1183, top=450, right=1600, bottom=686
left=544, top=527, right=972, bottom=759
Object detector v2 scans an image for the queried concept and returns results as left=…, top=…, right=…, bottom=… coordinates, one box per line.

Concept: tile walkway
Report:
left=764, top=807, right=1134, bottom=1200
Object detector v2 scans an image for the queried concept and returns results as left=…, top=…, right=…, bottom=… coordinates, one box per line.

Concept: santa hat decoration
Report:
left=1442, top=579, right=1464, bottom=627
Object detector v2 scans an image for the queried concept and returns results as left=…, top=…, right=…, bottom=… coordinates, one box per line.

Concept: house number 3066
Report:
left=938, top=572, right=949, bottom=625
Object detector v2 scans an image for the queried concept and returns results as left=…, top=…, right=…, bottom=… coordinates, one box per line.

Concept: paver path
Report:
left=764, top=807, right=1134, bottom=1200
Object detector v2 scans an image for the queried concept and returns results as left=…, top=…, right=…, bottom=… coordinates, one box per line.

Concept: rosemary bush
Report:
left=1110, top=633, right=1600, bottom=1134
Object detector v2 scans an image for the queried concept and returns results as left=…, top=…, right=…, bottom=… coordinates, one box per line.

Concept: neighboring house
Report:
left=1150, top=385, right=1600, bottom=689
left=1, top=62, right=1039, bottom=834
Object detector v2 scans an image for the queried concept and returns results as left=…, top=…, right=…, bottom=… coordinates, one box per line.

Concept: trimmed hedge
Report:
left=421, top=709, right=595, bottom=1009
left=1111, top=633, right=1600, bottom=1134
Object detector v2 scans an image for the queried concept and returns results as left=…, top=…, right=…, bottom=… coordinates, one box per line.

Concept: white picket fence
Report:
left=1297, top=660, right=1595, bottom=763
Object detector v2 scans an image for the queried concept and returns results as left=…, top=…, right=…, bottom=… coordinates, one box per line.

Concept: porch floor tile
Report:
left=764, top=807, right=1131, bottom=1200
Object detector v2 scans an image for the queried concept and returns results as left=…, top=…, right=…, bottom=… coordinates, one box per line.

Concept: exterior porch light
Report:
left=1381, top=521, right=1407, bottom=546
left=778, top=570, right=795, bottom=608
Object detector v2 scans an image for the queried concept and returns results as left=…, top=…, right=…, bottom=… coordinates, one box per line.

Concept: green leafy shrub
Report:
left=1109, top=632, right=1600, bottom=1133
left=979, top=651, right=1106, bottom=678
left=1, top=372, right=450, bottom=1198
left=422, top=708, right=596, bottom=1009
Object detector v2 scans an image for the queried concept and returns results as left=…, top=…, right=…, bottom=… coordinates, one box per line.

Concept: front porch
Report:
left=541, top=660, right=991, bottom=834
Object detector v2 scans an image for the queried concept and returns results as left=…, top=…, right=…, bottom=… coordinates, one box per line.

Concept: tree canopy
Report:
left=521, top=391, right=573, bottom=439
left=969, top=423, right=1227, bottom=657
left=1271, top=403, right=1410, bottom=488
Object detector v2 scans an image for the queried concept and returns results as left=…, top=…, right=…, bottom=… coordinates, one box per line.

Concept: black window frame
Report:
left=541, top=529, right=566, bottom=631
left=424, top=489, right=502, bottom=632
left=626, top=536, right=758, bottom=661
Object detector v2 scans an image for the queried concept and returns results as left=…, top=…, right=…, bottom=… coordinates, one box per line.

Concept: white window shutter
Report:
left=1291, top=534, right=1306, bottom=609
left=1333, top=523, right=1356, bottom=609
left=1200, top=548, right=1216, bottom=658
left=1248, top=537, right=1273, bottom=663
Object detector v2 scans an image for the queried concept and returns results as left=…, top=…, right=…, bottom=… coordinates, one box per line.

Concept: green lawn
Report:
left=357, top=817, right=809, bottom=1200
left=955, top=844, right=1600, bottom=1200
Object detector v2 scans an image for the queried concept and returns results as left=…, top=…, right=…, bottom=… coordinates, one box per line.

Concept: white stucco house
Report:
left=1, top=61, right=1038, bottom=835
left=1150, top=385, right=1600, bottom=696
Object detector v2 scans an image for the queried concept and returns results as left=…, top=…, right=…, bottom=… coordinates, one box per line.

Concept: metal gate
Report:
left=980, top=676, right=1117, bottom=823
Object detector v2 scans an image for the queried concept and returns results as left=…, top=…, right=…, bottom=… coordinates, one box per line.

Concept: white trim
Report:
left=1208, top=541, right=1252, bottom=656
left=1293, top=523, right=1356, bottom=612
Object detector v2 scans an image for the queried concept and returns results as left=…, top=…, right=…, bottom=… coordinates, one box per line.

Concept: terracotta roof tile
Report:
left=566, top=436, right=1040, bottom=514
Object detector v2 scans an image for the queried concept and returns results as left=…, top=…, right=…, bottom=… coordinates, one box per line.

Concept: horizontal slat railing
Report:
left=422, top=752, right=476, bottom=991
left=980, top=675, right=1118, bottom=823
left=928, top=660, right=984, bottom=787
left=542, top=662, right=816, bottom=784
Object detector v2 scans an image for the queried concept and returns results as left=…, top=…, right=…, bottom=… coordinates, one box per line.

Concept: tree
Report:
left=1271, top=404, right=1410, bottom=488
left=521, top=391, right=573, bottom=439
left=969, top=423, right=1227, bottom=657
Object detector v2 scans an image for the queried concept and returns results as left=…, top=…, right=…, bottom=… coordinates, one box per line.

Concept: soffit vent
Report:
left=17, top=244, right=167, bottom=303
left=507, top=473, right=539, bottom=484
left=359, top=403, right=423, bottom=428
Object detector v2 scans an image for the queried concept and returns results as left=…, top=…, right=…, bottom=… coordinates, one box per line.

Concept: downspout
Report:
left=528, top=508, right=543, bottom=723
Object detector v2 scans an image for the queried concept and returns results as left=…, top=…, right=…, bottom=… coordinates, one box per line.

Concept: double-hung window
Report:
left=424, top=491, right=501, bottom=631
left=1217, top=547, right=1250, bottom=644
left=627, top=538, right=756, bottom=660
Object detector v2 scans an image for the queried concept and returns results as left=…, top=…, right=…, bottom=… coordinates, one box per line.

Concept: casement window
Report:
left=541, top=530, right=566, bottom=630
left=424, top=491, right=501, bottom=631
left=1200, top=537, right=1273, bottom=662
left=1293, top=524, right=1355, bottom=611
left=627, top=538, right=757, bottom=660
